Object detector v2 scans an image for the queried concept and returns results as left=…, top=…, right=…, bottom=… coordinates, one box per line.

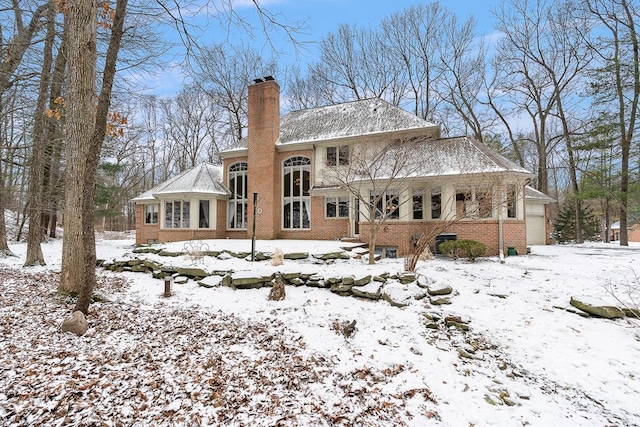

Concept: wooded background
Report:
left=1, top=0, right=638, bottom=251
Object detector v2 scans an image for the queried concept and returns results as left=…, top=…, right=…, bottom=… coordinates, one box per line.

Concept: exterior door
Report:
left=353, top=198, right=360, bottom=236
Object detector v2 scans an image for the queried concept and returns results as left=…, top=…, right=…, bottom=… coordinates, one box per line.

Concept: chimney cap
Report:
left=253, top=78, right=264, bottom=84
left=264, top=75, right=275, bottom=81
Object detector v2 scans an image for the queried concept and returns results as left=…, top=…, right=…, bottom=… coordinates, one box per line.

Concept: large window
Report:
left=283, top=156, right=311, bottom=229
left=431, top=187, right=441, bottom=219
left=507, top=184, right=517, bottom=219
left=228, top=162, right=248, bottom=229
left=456, top=186, right=493, bottom=219
left=413, top=189, right=423, bottom=220
left=370, top=189, right=399, bottom=219
left=165, top=201, right=190, bottom=228
left=477, top=187, right=493, bottom=218
left=144, top=204, right=158, bottom=224
left=199, top=200, right=210, bottom=228
left=326, top=197, right=349, bottom=218
left=326, top=145, right=349, bottom=166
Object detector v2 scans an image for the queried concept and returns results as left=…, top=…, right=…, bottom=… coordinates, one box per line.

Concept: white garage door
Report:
left=526, top=215, right=546, bottom=245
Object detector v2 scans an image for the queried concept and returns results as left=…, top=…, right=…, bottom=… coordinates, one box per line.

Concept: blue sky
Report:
left=222, top=0, right=502, bottom=58
left=145, top=0, right=503, bottom=96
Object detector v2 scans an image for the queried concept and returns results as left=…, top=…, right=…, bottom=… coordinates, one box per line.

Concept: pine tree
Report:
left=554, top=200, right=600, bottom=243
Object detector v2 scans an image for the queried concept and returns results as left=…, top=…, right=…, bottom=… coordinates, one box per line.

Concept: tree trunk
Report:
left=59, top=0, right=98, bottom=298
left=0, top=164, right=14, bottom=255
left=62, top=0, right=128, bottom=313
left=0, top=97, right=15, bottom=256
left=43, top=17, right=67, bottom=239
left=76, top=0, right=127, bottom=313
left=0, top=3, right=48, bottom=255
left=614, top=0, right=638, bottom=247
left=25, top=1, right=56, bottom=267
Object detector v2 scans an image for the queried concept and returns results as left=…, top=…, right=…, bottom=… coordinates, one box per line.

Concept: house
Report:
left=133, top=77, right=552, bottom=256
left=610, top=221, right=640, bottom=242
left=524, top=186, right=555, bottom=245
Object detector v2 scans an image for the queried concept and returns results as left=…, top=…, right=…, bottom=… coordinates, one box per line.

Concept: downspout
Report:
left=498, top=184, right=505, bottom=262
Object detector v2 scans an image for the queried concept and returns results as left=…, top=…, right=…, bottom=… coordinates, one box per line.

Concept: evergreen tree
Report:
left=554, top=199, right=600, bottom=243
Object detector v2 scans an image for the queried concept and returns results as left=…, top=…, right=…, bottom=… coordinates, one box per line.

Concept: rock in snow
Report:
left=569, top=296, right=625, bottom=319
left=61, top=310, right=88, bottom=336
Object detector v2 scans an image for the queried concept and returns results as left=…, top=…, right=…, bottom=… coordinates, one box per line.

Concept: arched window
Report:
left=228, top=162, right=248, bottom=229
left=283, top=156, right=311, bottom=229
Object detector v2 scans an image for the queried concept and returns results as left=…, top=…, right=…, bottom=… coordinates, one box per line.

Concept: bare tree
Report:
left=438, top=15, right=498, bottom=142
left=60, top=0, right=127, bottom=314
left=586, top=0, right=640, bottom=246
left=25, top=0, right=58, bottom=266
left=382, top=4, right=451, bottom=122
left=493, top=0, right=593, bottom=242
left=492, top=0, right=566, bottom=196
left=191, top=43, right=276, bottom=145
left=160, top=85, right=220, bottom=170
left=0, top=1, right=48, bottom=255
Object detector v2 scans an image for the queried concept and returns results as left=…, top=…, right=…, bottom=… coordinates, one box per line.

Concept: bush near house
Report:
left=438, top=239, right=487, bottom=262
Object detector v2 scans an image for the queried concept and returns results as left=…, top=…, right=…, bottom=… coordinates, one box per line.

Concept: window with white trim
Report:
left=370, top=189, right=399, bottom=219
left=228, top=162, right=248, bottom=229
left=507, top=184, right=517, bottom=219
left=431, top=187, right=441, bottom=219
left=144, top=204, right=158, bottom=224
left=456, top=186, right=493, bottom=219
left=283, top=156, right=311, bottom=229
left=326, top=145, right=349, bottom=166
left=199, top=200, right=210, bottom=228
left=326, top=196, right=349, bottom=218
left=165, top=200, right=190, bottom=228
left=413, top=189, right=423, bottom=220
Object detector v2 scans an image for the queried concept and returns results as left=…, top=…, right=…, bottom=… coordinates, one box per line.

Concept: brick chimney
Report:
left=247, top=77, right=280, bottom=239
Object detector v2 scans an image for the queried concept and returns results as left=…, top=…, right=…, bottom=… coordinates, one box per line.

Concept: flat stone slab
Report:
left=224, top=250, right=251, bottom=259
left=199, top=276, right=223, bottom=288
left=381, top=282, right=425, bottom=307
left=176, top=267, right=208, bottom=278
left=158, top=250, right=182, bottom=257
left=284, top=252, right=308, bottom=260
left=416, top=274, right=432, bottom=289
left=312, top=251, right=350, bottom=260
left=230, top=270, right=275, bottom=288
left=352, top=282, right=383, bottom=300
left=353, top=275, right=372, bottom=286
left=427, top=283, right=453, bottom=296
left=330, top=283, right=353, bottom=295
left=133, top=247, right=162, bottom=254
left=570, top=296, right=625, bottom=319
left=397, top=272, right=416, bottom=284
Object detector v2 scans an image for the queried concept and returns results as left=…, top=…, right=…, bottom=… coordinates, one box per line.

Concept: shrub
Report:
left=456, top=240, right=487, bottom=262
left=438, top=239, right=487, bottom=262
left=438, top=240, right=458, bottom=258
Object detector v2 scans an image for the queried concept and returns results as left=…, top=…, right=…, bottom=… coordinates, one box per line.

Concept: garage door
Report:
left=526, top=215, right=546, bottom=245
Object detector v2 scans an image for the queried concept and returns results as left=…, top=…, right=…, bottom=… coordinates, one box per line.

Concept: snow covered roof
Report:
left=525, top=186, right=555, bottom=203
left=278, top=98, right=439, bottom=145
left=218, top=98, right=440, bottom=157
left=611, top=220, right=640, bottom=230
left=132, top=163, right=228, bottom=203
left=415, top=136, right=532, bottom=176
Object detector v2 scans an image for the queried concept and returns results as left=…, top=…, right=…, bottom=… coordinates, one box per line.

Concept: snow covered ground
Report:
left=1, top=234, right=639, bottom=426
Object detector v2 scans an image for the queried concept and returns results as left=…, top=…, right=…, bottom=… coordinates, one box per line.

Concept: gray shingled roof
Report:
left=415, top=136, right=532, bottom=176
left=218, top=98, right=439, bottom=156
left=132, top=163, right=228, bottom=202
left=525, top=186, right=556, bottom=202
left=278, top=98, right=438, bottom=145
